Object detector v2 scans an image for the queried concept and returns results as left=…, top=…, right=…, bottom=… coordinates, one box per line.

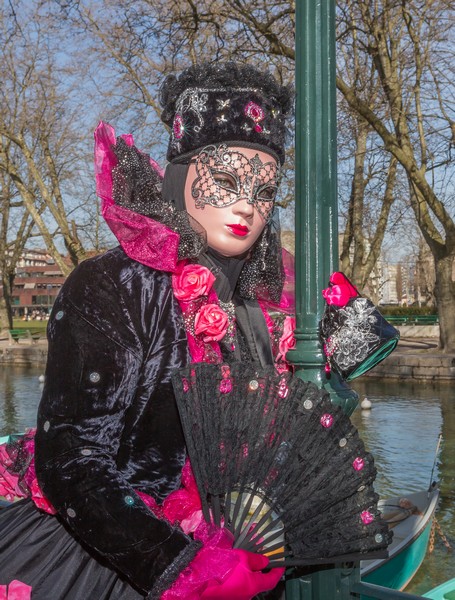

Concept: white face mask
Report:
left=184, top=145, right=279, bottom=257
left=190, top=144, right=279, bottom=223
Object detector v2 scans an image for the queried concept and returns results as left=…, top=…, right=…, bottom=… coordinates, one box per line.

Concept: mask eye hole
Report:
left=255, top=184, right=277, bottom=203
left=212, top=171, right=239, bottom=193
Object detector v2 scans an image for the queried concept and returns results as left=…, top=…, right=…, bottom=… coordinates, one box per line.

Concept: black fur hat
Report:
left=160, top=62, right=292, bottom=165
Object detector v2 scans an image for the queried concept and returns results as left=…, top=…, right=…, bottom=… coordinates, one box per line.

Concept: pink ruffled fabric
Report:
left=322, top=272, right=359, bottom=307
left=94, top=122, right=181, bottom=273
left=136, top=491, right=165, bottom=519
left=162, top=459, right=203, bottom=534
left=0, top=580, right=32, bottom=600
left=276, top=316, right=296, bottom=363
left=0, top=445, right=24, bottom=502
left=161, top=522, right=238, bottom=600
left=0, top=432, right=56, bottom=514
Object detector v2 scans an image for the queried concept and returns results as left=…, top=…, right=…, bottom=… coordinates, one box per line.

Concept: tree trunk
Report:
left=434, top=254, right=455, bottom=352
left=340, top=122, right=368, bottom=280
left=0, top=273, right=14, bottom=330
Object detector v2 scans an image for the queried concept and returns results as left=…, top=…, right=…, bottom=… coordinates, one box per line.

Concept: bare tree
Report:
left=0, top=3, right=90, bottom=274
left=147, top=0, right=455, bottom=349
left=0, top=150, right=34, bottom=329
left=337, top=0, right=455, bottom=350
left=17, top=0, right=455, bottom=348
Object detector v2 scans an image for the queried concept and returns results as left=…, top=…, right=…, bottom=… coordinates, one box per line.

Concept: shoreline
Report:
left=1, top=336, right=455, bottom=381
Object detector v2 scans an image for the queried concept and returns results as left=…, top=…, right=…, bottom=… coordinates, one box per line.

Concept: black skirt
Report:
left=0, top=499, right=144, bottom=599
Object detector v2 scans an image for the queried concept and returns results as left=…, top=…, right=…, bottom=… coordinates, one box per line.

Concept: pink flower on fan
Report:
left=172, top=264, right=216, bottom=302
left=276, top=316, right=296, bottom=362
left=360, top=510, right=375, bottom=525
left=194, top=304, right=229, bottom=342
left=352, top=457, right=365, bottom=471
left=0, top=580, right=32, bottom=599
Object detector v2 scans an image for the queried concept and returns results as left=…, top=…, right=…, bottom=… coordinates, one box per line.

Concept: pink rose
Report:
left=277, top=316, right=296, bottom=361
left=194, top=304, right=229, bottom=342
left=172, top=264, right=215, bottom=301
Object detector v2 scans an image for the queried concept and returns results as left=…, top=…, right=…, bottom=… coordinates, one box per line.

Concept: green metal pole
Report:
left=285, top=9, right=428, bottom=600
left=285, top=1, right=359, bottom=598
left=286, top=0, right=358, bottom=415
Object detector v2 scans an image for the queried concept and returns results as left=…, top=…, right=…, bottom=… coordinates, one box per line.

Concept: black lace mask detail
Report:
left=191, top=144, right=279, bottom=222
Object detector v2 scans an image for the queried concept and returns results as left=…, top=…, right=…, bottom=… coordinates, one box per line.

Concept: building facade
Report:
left=6, top=250, right=67, bottom=319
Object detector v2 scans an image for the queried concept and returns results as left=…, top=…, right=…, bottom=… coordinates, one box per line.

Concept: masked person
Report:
left=0, top=62, right=294, bottom=599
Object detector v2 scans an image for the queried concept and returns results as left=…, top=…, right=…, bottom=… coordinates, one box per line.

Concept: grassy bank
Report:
left=12, top=320, right=48, bottom=332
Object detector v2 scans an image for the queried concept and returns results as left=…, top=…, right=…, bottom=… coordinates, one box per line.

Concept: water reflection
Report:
left=352, top=378, right=455, bottom=594
left=0, top=366, right=43, bottom=435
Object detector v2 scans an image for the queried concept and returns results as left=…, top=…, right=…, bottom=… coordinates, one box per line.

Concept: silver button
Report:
left=55, top=310, right=64, bottom=320
left=89, top=372, right=101, bottom=383
left=375, top=534, right=383, bottom=543
left=43, top=421, right=50, bottom=432
left=67, top=508, right=76, bottom=518
left=81, top=449, right=92, bottom=456
left=303, top=399, right=313, bottom=410
left=339, top=438, right=347, bottom=448
left=248, top=379, right=259, bottom=391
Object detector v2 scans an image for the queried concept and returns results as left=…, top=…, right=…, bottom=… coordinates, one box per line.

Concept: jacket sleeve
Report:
left=34, top=255, right=201, bottom=598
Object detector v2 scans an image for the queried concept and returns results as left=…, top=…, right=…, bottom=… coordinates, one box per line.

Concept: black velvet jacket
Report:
left=34, top=247, right=201, bottom=598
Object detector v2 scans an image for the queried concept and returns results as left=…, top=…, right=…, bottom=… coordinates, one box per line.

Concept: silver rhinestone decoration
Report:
left=248, top=379, right=259, bottom=391
left=375, top=534, right=383, bottom=543
left=43, top=421, right=50, bottom=432
left=124, top=495, right=134, bottom=506
left=67, top=508, right=76, bottom=518
left=81, top=449, right=92, bottom=456
left=55, top=310, right=64, bottom=320
left=303, top=399, right=313, bottom=410
left=358, top=485, right=366, bottom=492
left=89, top=372, right=101, bottom=383
left=339, top=438, right=347, bottom=448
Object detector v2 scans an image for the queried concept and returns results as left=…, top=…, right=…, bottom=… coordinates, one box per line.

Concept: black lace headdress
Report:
left=160, top=62, right=292, bottom=165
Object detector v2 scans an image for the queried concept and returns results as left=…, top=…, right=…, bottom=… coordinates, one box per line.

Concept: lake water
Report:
left=1, top=366, right=454, bottom=596
left=352, top=379, right=455, bottom=595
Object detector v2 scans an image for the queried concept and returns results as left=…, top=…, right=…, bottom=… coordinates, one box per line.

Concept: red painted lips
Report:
left=226, top=224, right=249, bottom=237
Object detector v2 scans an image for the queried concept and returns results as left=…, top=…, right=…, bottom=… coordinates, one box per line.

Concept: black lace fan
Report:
left=172, top=362, right=392, bottom=567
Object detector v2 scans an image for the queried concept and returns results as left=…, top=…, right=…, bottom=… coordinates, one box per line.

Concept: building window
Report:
left=32, top=295, right=54, bottom=305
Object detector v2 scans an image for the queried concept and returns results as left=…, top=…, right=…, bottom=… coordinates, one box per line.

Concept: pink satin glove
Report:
left=200, top=550, right=284, bottom=600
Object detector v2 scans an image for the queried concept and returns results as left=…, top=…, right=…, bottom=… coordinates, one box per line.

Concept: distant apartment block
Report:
left=2, top=250, right=67, bottom=317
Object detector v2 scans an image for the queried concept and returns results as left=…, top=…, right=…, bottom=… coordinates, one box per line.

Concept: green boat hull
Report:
left=362, top=519, right=432, bottom=598
left=360, top=488, right=439, bottom=600
left=423, top=578, right=455, bottom=600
